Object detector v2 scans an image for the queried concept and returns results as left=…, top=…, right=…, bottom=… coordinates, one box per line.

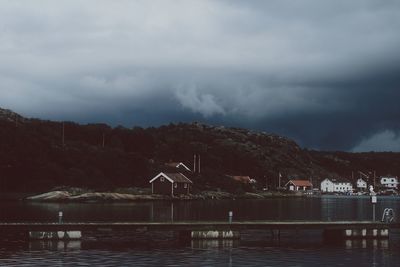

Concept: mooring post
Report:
left=371, top=194, right=377, bottom=222
left=228, top=211, right=233, bottom=224
left=58, top=211, right=63, bottom=224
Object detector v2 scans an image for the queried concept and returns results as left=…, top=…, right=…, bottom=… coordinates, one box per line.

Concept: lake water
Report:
left=0, top=195, right=399, bottom=266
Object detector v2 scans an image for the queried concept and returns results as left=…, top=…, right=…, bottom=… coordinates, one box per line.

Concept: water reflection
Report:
left=150, top=202, right=174, bottom=221
left=0, top=233, right=399, bottom=267
left=0, top=197, right=397, bottom=225
left=319, top=195, right=399, bottom=221
left=2, top=196, right=400, bottom=223
left=344, top=239, right=389, bottom=249
left=28, top=240, right=82, bottom=251
left=191, top=239, right=238, bottom=249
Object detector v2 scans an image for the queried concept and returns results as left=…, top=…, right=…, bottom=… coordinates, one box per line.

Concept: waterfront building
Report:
left=320, top=178, right=353, bottom=193
left=356, top=178, right=368, bottom=191
left=380, top=176, right=399, bottom=189
left=149, top=172, right=193, bottom=196
left=285, top=180, right=313, bottom=191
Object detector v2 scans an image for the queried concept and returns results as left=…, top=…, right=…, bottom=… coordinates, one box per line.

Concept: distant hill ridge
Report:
left=0, top=107, right=399, bottom=193
left=0, top=108, right=25, bottom=122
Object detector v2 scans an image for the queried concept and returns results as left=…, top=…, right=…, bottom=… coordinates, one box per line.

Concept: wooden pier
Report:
left=0, top=220, right=399, bottom=240
left=0, top=220, right=398, bottom=232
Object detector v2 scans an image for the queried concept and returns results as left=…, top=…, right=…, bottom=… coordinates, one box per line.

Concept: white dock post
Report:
left=58, top=211, right=63, bottom=224
left=371, top=194, right=377, bottom=221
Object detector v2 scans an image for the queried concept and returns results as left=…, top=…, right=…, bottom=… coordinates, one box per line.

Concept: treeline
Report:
left=0, top=120, right=153, bottom=192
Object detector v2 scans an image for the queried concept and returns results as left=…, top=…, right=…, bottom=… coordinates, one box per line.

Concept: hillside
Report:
left=310, top=150, right=400, bottom=180
left=0, top=108, right=398, bottom=193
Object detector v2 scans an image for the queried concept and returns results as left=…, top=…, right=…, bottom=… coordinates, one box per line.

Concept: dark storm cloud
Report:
left=1, top=0, right=400, bottom=151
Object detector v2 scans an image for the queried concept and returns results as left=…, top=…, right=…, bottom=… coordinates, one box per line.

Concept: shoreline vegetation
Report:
left=23, top=187, right=314, bottom=202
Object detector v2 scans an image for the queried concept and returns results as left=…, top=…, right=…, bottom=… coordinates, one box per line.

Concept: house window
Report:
left=160, top=177, right=165, bottom=182
left=184, top=183, right=188, bottom=188
left=174, top=183, right=177, bottom=188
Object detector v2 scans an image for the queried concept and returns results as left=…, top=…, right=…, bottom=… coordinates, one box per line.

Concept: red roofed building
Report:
left=285, top=180, right=313, bottom=191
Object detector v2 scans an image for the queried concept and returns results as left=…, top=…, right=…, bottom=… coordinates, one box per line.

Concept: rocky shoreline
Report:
left=24, top=190, right=311, bottom=202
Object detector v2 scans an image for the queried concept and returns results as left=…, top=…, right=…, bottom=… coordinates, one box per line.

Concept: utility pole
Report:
left=359, top=171, right=369, bottom=185
left=193, top=154, right=201, bottom=174
left=198, top=154, right=201, bottom=173
left=193, top=154, right=196, bottom=173
left=265, top=175, right=268, bottom=190
left=278, top=172, right=282, bottom=188
left=62, top=122, right=65, bottom=147
left=373, top=171, right=376, bottom=187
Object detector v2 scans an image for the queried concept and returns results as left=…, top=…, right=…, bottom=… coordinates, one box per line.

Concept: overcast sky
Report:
left=1, top=0, right=400, bottom=151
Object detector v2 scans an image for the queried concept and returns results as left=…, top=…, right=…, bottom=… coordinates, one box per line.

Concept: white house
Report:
left=320, top=178, right=353, bottom=193
left=356, top=178, right=367, bottom=190
left=321, top=178, right=334, bottom=192
left=380, top=176, right=399, bottom=189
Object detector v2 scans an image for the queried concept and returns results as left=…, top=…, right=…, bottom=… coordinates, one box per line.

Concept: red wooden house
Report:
left=285, top=180, right=313, bottom=191
left=149, top=172, right=193, bottom=196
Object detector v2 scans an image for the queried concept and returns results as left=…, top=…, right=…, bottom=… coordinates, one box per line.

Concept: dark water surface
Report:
left=0, top=196, right=399, bottom=266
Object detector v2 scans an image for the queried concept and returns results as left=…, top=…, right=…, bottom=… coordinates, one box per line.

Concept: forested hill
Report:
left=0, top=108, right=399, bottom=193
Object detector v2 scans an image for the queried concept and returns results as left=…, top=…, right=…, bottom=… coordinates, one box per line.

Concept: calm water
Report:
left=0, top=196, right=399, bottom=266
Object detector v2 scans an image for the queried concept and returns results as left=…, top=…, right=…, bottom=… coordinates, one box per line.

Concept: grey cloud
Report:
left=352, top=130, right=400, bottom=152
left=1, top=0, right=400, bottom=151
left=174, top=85, right=226, bottom=117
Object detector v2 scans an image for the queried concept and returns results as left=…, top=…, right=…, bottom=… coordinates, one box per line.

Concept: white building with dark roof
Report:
left=356, top=178, right=368, bottom=190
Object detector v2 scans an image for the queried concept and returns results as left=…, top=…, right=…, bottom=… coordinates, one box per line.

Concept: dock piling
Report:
left=58, top=211, right=63, bottom=224
left=228, top=211, right=233, bottom=224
